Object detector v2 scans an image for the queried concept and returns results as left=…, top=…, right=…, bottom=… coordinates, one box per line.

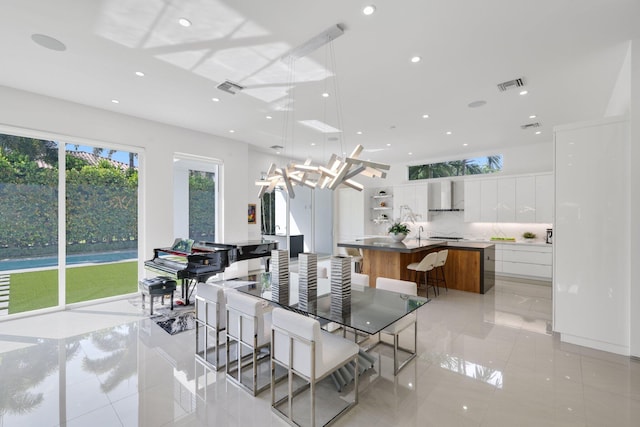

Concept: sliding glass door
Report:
left=0, top=135, right=59, bottom=315
left=64, top=144, right=138, bottom=304
left=0, top=131, right=140, bottom=317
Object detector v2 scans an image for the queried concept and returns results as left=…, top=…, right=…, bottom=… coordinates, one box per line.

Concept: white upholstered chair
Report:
left=351, top=272, right=370, bottom=287
left=195, top=283, right=231, bottom=370
left=406, top=252, right=438, bottom=297
left=434, top=249, right=449, bottom=293
left=225, top=291, right=272, bottom=395
left=374, top=277, right=418, bottom=375
left=271, top=308, right=359, bottom=427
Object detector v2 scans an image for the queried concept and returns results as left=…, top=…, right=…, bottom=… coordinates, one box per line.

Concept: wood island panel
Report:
left=362, top=246, right=490, bottom=293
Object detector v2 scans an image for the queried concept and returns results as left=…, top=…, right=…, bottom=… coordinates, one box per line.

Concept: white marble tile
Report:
left=1, top=281, right=639, bottom=427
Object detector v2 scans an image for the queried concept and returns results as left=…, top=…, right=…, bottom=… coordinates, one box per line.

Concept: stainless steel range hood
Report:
left=428, top=181, right=464, bottom=211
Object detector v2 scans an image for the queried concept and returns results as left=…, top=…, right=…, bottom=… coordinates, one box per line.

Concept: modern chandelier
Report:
left=255, top=24, right=390, bottom=199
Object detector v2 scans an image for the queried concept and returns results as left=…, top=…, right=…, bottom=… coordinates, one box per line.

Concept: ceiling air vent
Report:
left=217, top=80, right=244, bottom=94
left=497, top=77, right=525, bottom=92
left=520, top=122, right=541, bottom=130
left=270, top=145, right=284, bottom=151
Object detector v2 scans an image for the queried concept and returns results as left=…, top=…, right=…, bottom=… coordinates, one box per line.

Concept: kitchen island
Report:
left=338, top=238, right=495, bottom=294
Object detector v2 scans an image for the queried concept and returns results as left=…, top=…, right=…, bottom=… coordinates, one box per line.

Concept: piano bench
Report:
left=139, top=277, right=178, bottom=315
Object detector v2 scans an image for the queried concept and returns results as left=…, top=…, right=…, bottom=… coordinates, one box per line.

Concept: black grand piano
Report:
left=144, top=239, right=278, bottom=304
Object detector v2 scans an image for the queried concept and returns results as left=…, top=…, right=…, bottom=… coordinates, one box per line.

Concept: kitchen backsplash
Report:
left=366, top=211, right=552, bottom=243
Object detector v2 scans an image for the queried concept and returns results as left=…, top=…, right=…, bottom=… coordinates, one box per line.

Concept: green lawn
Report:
left=8, top=261, right=138, bottom=314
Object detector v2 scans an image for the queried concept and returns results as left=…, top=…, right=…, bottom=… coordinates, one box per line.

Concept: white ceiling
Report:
left=1, top=0, right=638, bottom=165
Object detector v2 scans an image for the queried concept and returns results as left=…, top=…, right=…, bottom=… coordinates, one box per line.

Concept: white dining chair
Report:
left=195, top=283, right=230, bottom=370
left=351, top=272, right=370, bottom=287
left=374, top=277, right=418, bottom=375
left=271, top=307, right=359, bottom=427
left=226, top=291, right=272, bottom=395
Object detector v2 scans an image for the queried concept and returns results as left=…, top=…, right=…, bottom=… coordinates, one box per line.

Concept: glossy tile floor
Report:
left=1, top=277, right=639, bottom=426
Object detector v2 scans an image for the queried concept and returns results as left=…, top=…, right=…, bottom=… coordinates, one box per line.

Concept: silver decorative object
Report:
left=271, top=250, right=289, bottom=305
left=298, top=253, right=318, bottom=312
left=330, top=256, right=351, bottom=316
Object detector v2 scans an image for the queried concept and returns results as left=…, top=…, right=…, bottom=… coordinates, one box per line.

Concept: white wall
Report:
left=0, top=85, right=249, bottom=278
left=629, top=39, right=640, bottom=358
left=247, top=148, right=334, bottom=254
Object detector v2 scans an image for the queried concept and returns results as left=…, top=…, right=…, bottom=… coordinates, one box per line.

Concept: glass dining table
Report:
left=212, top=273, right=430, bottom=336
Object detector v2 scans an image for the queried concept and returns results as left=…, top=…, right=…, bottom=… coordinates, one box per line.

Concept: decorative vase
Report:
left=390, top=232, right=407, bottom=242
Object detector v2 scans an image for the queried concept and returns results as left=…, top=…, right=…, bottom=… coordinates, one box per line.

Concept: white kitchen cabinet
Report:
left=554, top=116, right=630, bottom=355
left=516, top=176, right=536, bottom=223
left=337, top=187, right=364, bottom=242
left=393, top=183, right=428, bottom=221
left=497, top=243, right=553, bottom=280
left=464, top=180, right=481, bottom=222
left=480, top=179, right=497, bottom=222
left=535, top=173, right=553, bottom=223
left=497, top=177, right=516, bottom=222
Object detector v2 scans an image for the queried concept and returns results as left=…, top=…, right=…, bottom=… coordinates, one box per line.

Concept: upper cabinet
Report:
left=480, top=179, right=498, bottom=222
left=534, top=173, right=553, bottom=223
left=515, top=176, right=536, bottom=222
left=464, top=180, right=481, bottom=222
left=497, top=178, right=516, bottom=222
left=393, top=183, right=428, bottom=222
left=464, top=172, right=553, bottom=223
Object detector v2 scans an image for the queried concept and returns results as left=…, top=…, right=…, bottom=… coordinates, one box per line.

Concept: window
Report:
left=0, top=132, right=140, bottom=316
left=408, top=155, right=503, bottom=180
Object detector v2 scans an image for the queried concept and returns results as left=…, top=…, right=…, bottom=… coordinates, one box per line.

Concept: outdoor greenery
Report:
left=8, top=261, right=137, bottom=314
left=408, top=155, right=503, bottom=180
left=0, top=135, right=138, bottom=258
left=188, top=170, right=216, bottom=242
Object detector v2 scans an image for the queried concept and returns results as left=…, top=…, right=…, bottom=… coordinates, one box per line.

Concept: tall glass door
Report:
left=0, top=134, right=59, bottom=315
left=64, top=144, right=139, bottom=304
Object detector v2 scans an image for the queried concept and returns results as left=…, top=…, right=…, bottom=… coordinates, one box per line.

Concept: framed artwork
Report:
left=247, top=203, right=257, bottom=224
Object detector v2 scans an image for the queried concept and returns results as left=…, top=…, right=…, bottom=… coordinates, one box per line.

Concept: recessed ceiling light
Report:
left=410, top=56, right=421, bottom=63
left=422, top=114, right=429, bottom=119
left=266, top=115, right=272, bottom=119
left=363, top=5, right=376, bottom=15
left=535, top=131, right=541, bottom=135
left=178, top=18, right=192, bottom=27
left=446, top=131, right=452, bottom=135
left=408, top=152, right=413, bottom=155
left=135, top=71, right=145, bottom=77
left=211, top=97, right=220, bottom=102
left=356, top=131, right=363, bottom=135
left=468, top=100, right=487, bottom=108
left=519, top=90, right=528, bottom=95
left=529, top=114, right=537, bottom=119
left=386, top=143, right=391, bottom=147
left=229, top=129, right=235, bottom=133
left=31, top=33, right=67, bottom=51
left=463, top=143, right=468, bottom=146
left=111, top=99, right=119, bottom=104
left=311, top=142, right=316, bottom=146
left=322, top=92, right=329, bottom=98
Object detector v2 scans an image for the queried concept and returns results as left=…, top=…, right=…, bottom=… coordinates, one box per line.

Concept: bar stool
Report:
left=434, top=250, right=449, bottom=293
left=406, top=252, right=438, bottom=297
left=345, top=248, right=363, bottom=273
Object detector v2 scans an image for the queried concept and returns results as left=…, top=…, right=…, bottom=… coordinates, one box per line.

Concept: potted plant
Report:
left=388, top=221, right=410, bottom=242
left=522, top=231, right=536, bottom=242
